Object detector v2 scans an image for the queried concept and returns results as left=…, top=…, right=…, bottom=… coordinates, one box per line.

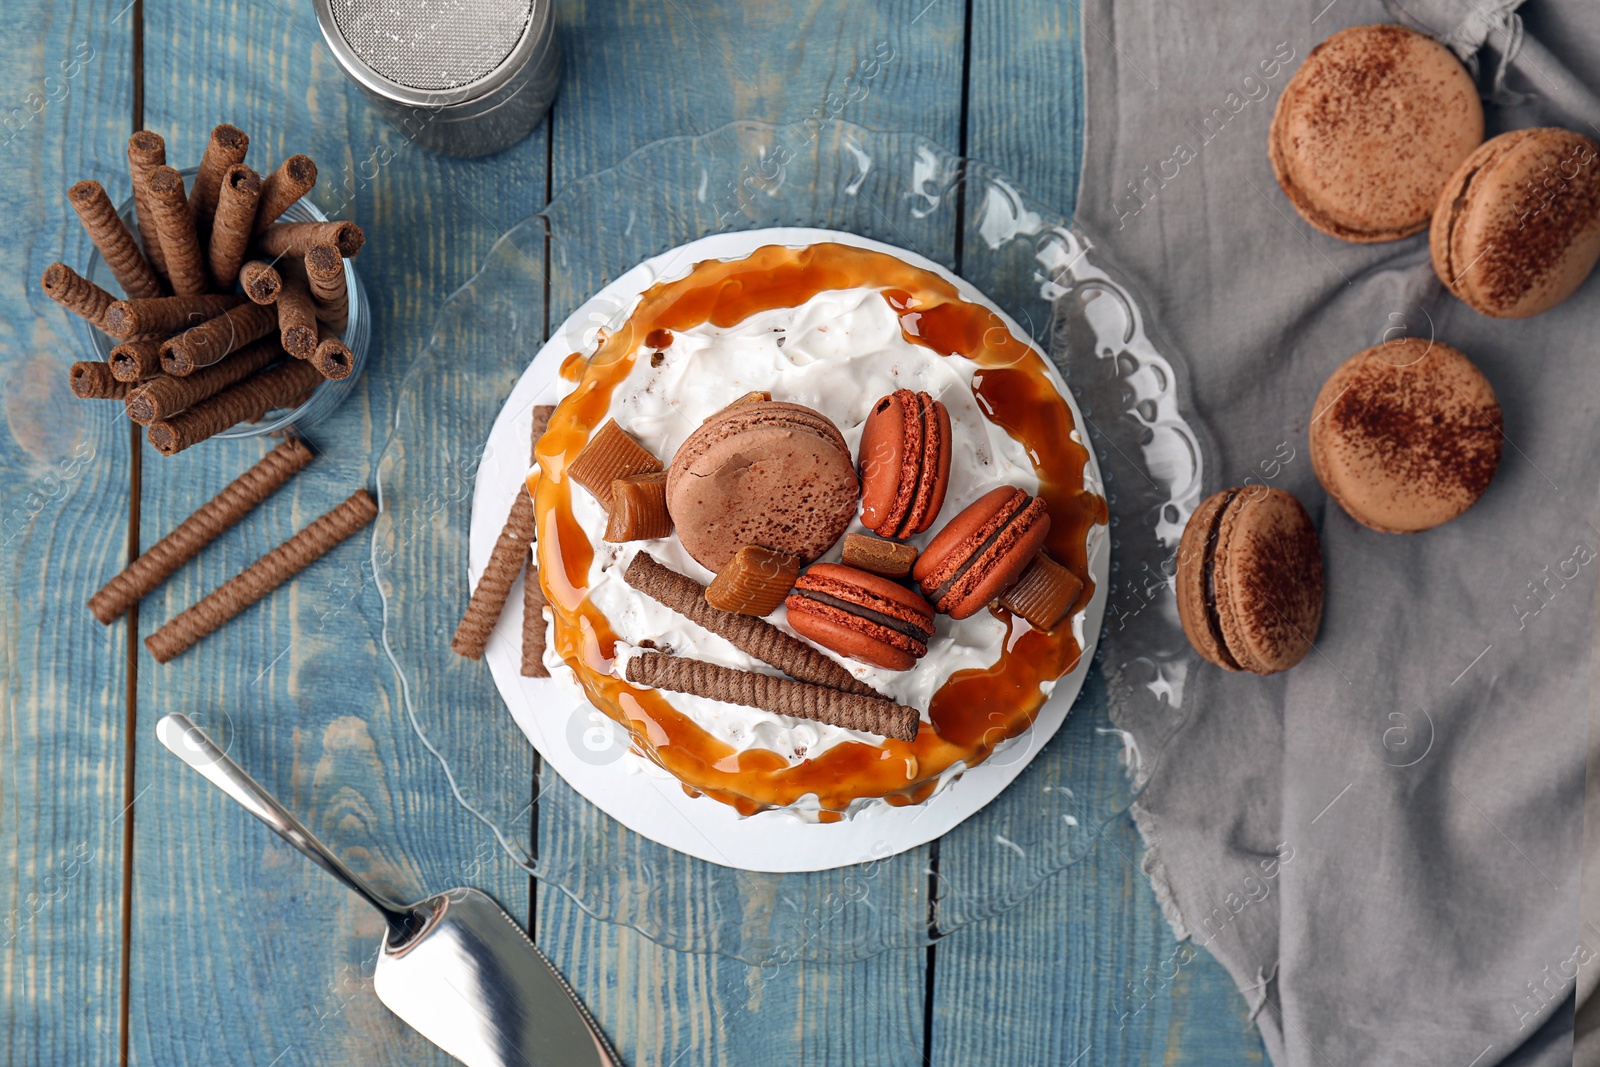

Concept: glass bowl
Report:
left=374, top=120, right=1210, bottom=964
left=73, top=167, right=369, bottom=437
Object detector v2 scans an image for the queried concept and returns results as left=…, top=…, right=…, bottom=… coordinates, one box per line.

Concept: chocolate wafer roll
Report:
left=255, top=220, right=363, bottom=259
left=147, top=358, right=323, bottom=455
left=40, top=262, right=115, bottom=329
left=239, top=260, right=281, bottom=304
left=253, top=154, right=317, bottom=232
left=521, top=564, right=548, bottom=677
left=190, top=123, right=249, bottom=242
left=276, top=273, right=318, bottom=357
left=146, top=166, right=207, bottom=296
left=622, top=552, right=880, bottom=698
left=125, top=337, right=281, bottom=425
left=303, top=244, right=348, bottom=330
left=69, top=361, right=132, bottom=399
left=127, top=131, right=170, bottom=282
left=109, top=339, right=164, bottom=382
left=451, top=490, right=536, bottom=660
left=626, top=652, right=920, bottom=741
left=207, top=164, right=260, bottom=289
left=145, top=489, right=377, bottom=662
left=159, top=301, right=277, bottom=377
left=104, top=293, right=242, bottom=340
left=89, top=438, right=313, bottom=623
left=521, top=405, right=556, bottom=677
left=310, top=324, right=353, bottom=381
left=67, top=180, right=162, bottom=300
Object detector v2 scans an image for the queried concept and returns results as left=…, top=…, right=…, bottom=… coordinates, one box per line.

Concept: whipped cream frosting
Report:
left=552, top=285, right=1048, bottom=765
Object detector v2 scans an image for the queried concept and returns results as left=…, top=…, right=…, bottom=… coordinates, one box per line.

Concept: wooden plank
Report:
left=545, top=0, right=968, bottom=186
left=534, top=2, right=969, bottom=1063
left=963, top=0, right=1086, bottom=217
left=125, top=2, right=547, bottom=1062
left=929, top=799, right=1266, bottom=1065
left=539, top=775, right=931, bottom=1067
left=928, top=3, right=1267, bottom=1063
left=0, top=2, right=134, bottom=1061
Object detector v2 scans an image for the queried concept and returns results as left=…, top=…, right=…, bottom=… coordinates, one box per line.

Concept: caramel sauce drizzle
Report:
left=531, top=243, right=1104, bottom=815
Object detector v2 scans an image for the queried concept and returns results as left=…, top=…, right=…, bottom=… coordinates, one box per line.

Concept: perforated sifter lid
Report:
left=328, top=0, right=534, bottom=92
left=315, top=0, right=559, bottom=157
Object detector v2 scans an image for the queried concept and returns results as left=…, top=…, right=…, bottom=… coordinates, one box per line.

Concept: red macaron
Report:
left=913, top=487, right=1052, bottom=620
left=858, top=389, right=952, bottom=539
left=785, top=563, right=936, bottom=671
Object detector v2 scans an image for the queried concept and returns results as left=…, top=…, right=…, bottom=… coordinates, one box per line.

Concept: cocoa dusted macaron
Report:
left=1269, top=23, right=1483, bottom=242
left=666, top=401, right=859, bottom=572
left=912, top=487, right=1051, bottom=620
left=1176, top=487, right=1324, bottom=675
left=1431, top=127, right=1600, bottom=318
left=1310, top=338, right=1502, bottom=533
left=858, top=389, right=952, bottom=539
left=785, top=563, right=936, bottom=671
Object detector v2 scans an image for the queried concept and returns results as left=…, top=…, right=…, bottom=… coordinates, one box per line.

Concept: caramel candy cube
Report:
left=569, top=420, right=663, bottom=509
left=841, top=532, right=919, bottom=578
left=999, top=552, right=1084, bottom=631
left=705, top=545, right=801, bottom=617
left=604, top=472, right=672, bottom=542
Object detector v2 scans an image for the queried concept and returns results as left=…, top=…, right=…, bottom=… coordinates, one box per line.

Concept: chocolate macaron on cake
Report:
left=858, top=389, right=953, bottom=539
left=1269, top=23, right=1483, bottom=243
left=786, top=564, right=936, bottom=671
left=530, top=240, right=1106, bottom=817
left=1310, top=338, right=1502, bottom=534
left=666, top=400, right=859, bottom=571
left=913, top=486, right=1052, bottom=620
left=1431, top=127, right=1600, bottom=319
left=1176, top=487, right=1324, bottom=675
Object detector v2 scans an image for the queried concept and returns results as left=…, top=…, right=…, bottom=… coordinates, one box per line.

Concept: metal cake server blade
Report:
left=157, top=713, right=619, bottom=1067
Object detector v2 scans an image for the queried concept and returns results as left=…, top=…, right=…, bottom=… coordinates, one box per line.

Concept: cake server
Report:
left=156, top=713, right=619, bottom=1067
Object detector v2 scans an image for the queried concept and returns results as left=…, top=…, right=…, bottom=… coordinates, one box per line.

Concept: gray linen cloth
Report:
left=1076, top=1, right=1599, bottom=1063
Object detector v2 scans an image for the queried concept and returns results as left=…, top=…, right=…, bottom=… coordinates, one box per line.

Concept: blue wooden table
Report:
left=1, top=2, right=1268, bottom=1063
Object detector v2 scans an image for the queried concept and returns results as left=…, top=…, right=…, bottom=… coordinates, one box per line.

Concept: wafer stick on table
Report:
left=145, top=489, right=377, bottom=663
left=104, top=293, right=242, bottom=340
left=254, top=154, right=317, bottom=232
left=69, top=361, right=132, bottom=399
left=622, top=551, right=880, bottom=698
left=207, top=164, right=260, bottom=289
left=125, top=337, right=281, bottom=425
left=146, top=166, right=208, bottom=296
left=109, top=339, right=164, bottom=382
left=41, top=262, right=115, bottom=330
left=626, top=652, right=920, bottom=741
left=159, top=302, right=276, bottom=376
left=239, top=260, right=282, bottom=304
left=304, top=244, right=348, bottom=330
left=67, top=180, right=163, bottom=300
left=127, top=131, right=169, bottom=281
left=89, top=438, right=313, bottom=623
left=147, top=357, right=323, bottom=455
left=521, top=404, right=556, bottom=678
left=190, top=124, right=249, bottom=242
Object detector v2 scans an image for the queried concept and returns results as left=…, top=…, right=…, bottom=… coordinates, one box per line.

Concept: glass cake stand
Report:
left=373, top=120, right=1209, bottom=964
